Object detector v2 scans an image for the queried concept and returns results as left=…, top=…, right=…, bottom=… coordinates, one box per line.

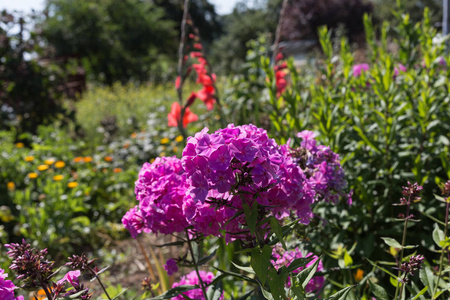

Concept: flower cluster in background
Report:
left=293, top=130, right=352, bottom=205
left=271, top=244, right=325, bottom=293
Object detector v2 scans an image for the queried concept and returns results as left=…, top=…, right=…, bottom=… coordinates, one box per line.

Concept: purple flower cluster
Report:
left=271, top=244, right=325, bottom=292
left=122, top=156, right=226, bottom=237
left=293, top=131, right=352, bottom=205
left=172, top=270, right=223, bottom=300
left=0, top=269, right=23, bottom=300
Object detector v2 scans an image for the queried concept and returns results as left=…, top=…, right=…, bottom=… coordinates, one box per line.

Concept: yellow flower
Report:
left=44, top=158, right=55, bottom=165
left=67, top=182, right=78, bottom=188
left=354, top=269, right=364, bottom=282
left=55, top=161, right=65, bottom=168
left=37, top=165, right=49, bottom=171
left=28, top=173, right=38, bottom=179
left=25, top=156, right=34, bottom=162
left=104, top=156, right=113, bottom=162
left=7, top=182, right=15, bottom=191
left=53, top=175, right=64, bottom=181
left=159, top=152, right=166, bottom=157
left=73, top=157, right=83, bottom=163
left=150, top=158, right=155, bottom=163
left=175, top=135, right=183, bottom=142
left=15, top=142, right=24, bottom=148
left=83, top=156, right=93, bottom=163
left=113, top=168, right=122, bottom=173
left=160, top=137, right=170, bottom=144
left=173, top=147, right=178, bottom=153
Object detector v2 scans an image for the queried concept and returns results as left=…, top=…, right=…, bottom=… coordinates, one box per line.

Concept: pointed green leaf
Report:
left=369, top=280, right=389, bottom=300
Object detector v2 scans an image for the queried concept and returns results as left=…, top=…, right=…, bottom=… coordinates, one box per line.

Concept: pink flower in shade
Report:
left=394, top=64, right=407, bottom=77
left=271, top=245, right=325, bottom=293
left=352, top=63, right=370, bottom=77
left=164, top=259, right=178, bottom=276
left=167, top=102, right=198, bottom=128
left=172, top=271, right=223, bottom=300
left=57, top=270, right=81, bottom=288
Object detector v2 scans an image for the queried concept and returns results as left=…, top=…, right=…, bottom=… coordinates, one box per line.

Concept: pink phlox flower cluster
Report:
left=352, top=63, right=369, bottom=77
left=172, top=270, right=223, bottom=300
left=0, top=269, right=24, bottom=300
left=182, top=124, right=315, bottom=240
left=271, top=244, right=324, bottom=293
left=295, top=131, right=352, bottom=205
left=123, top=156, right=226, bottom=237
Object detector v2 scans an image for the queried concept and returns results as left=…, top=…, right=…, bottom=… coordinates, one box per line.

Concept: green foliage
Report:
left=0, top=10, right=67, bottom=137
left=42, top=0, right=177, bottom=84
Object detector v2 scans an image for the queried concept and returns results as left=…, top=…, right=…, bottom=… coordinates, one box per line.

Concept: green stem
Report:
left=432, top=200, right=450, bottom=299
left=89, top=267, right=112, bottom=300
left=185, top=230, right=208, bottom=300
left=394, top=201, right=410, bottom=299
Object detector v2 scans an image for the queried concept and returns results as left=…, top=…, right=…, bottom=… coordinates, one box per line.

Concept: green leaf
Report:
left=290, top=276, right=305, bottom=300
left=242, top=201, right=258, bottom=235
left=231, top=261, right=255, bottom=274
left=236, top=289, right=255, bottom=300
left=381, top=237, right=402, bottom=249
left=296, top=256, right=320, bottom=289
left=269, top=217, right=287, bottom=250
left=251, top=245, right=272, bottom=285
left=411, top=286, right=428, bottom=300
left=212, top=267, right=258, bottom=284
left=286, top=257, right=313, bottom=273
left=327, top=285, right=356, bottom=299
left=207, top=280, right=223, bottom=300
left=146, top=285, right=198, bottom=299
left=343, top=250, right=353, bottom=267
left=353, top=126, right=381, bottom=153
left=198, top=248, right=217, bottom=266
left=111, top=288, right=129, bottom=300
left=267, top=267, right=288, bottom=300
left=369, top=280, right=389, bottom=300
left=433, top=224, right=445, bottom=248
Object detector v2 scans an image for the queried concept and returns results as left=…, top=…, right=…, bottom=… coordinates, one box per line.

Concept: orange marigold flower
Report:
left=44, top=158, right=55, bottom=165
left=131, top=132, right=138, bottom=138
left=28, top=173, right=38, bottom=179
left=113, top=168, right=122, bottom=173
left=35, top=288, right=49, bottom=300
left=73, top=157, right=83, bottom=163
left=123, top=142, right=130, bottom=149
left=53, top=175, right=64, bottom=181
left=104, top=156, right=113, bottom=162
left=15, top=142, right=24, bottom=148
left=67, top=182, right=78, bottom=188
left=83, top=156, right=93, bottom=163
left=354, top=269, right=364, bottom=282
left=25, top=156, right=34, bottom=162
left=7, top=182, right=15, bottom=191
left=37, top=165, right=49, bottom=171
left=55, top=161, right=65, bottom=168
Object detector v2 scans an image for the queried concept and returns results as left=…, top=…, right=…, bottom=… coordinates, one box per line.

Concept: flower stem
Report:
left=432, top=200, right=450, bottom=299
left=185, top=230, right=208, bottom=300
left=89, top=267, right=112, bottom=300
left=394, top=200, right=410, bottom=300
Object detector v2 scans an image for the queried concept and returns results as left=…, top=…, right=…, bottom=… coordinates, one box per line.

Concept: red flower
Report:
left=197, top=86, right=215, bottom=110
left=167, top=102, right=198, bottom=128
left=175, top=76, right=181, bottom=89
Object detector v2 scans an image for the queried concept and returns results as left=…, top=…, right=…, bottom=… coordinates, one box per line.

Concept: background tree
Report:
left=0, top=10, right=66, bottom=137
left=42, top=0, right=177, bottom=85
